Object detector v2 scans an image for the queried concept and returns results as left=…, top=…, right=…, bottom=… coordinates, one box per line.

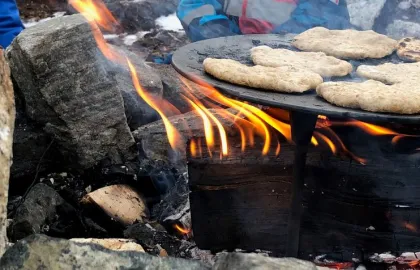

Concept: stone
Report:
left=102, top=0, right=179, bottom=33
left=148, top=63, right=205, bottom=114
left=0, top=234, right=209, bottom=270
left=213, top=253, right=317, bottom=270
left=346, top=0, right=387, bottom=30
left=81, top=184, right=149, bottom=226
left=386, top=20, right=420, bottom=39
left=7, top=183, right=82, bottom=242
left=6, top=14, right=137, bottom=169
left=106, top=45, right=163, bottom=130
left=0, top=49, right=16, bottom=256
left=70, top=238, right=145, bottom=252
left=10, top=89, right=63, bottom=180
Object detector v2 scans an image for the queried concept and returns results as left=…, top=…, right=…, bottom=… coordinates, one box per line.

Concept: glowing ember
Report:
left=190, top=139, right=197, bottom=157
left=174, top=224, right=191, bottom=235
left=403, top=222, right=418, bottom=233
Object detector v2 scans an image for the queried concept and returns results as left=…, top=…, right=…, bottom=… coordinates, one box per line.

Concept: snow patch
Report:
left=23, top=11, right=67, bottom=28
left=155, top=13, right=183, bottom=32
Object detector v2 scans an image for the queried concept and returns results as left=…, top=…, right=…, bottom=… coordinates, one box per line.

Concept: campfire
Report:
left=0, top=0, right=420, bottom=269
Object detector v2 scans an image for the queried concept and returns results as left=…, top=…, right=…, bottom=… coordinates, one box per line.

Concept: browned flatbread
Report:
left=397, top=37, right=420, bottom=62
left=356, top=62, right=420, bottom=84
left=316, top=80, right=420, bottom=114
left=203, top=58, right=323, bottom=93
left=292, top=27, right=397, bottom=60
left=250, top=45, right=352, bottom=77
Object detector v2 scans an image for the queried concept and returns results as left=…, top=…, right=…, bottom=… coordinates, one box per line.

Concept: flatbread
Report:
left=292, top=27, right=397, bottom=60
left=203, top=58, right=323, bottom=93
left=316, top=80, right=420, bottom=114
left=356, top=62, right=420, bottom=84
left=397, top=37, right=420, bottom=62
left=250, top=45, right=353, bottom=77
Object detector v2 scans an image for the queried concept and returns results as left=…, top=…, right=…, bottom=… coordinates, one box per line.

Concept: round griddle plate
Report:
left=171, top=34, right=420, bottom=124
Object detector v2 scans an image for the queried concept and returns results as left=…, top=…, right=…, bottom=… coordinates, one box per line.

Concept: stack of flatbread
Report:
left=203, top=26, right=420, bottom=114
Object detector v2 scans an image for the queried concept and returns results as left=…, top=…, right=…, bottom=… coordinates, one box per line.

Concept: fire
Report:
left=127, top=60, right=182, bottom=150
left=174, top=224, right=191, bottom=235
left=69, top=0, right=119, bottom=31
left=69, top=0, right=419, bottom=163
left=190, top=139, right=197, bottom=157
left=314, top=131, right=337, bottom=154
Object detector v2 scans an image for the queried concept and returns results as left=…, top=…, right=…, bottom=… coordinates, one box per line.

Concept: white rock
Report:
left=386, top=20, right=420, bottom=39
left=399, top=0, right=412, bottom=9
left=346, top=0, right=387, bottom=30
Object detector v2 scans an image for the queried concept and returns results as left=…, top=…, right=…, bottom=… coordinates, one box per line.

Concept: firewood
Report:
left=81, top=185, right=148, bottom=226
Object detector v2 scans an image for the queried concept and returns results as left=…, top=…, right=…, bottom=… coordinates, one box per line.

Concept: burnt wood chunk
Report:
left=188, top=134, right=292, bottom=255
left=188, top=127, right=420, bottom=260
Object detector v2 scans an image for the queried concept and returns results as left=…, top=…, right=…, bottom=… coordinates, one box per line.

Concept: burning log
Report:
left=5, top=14, right=137, bottom=169
left=188, top=123, right=420, bottom=260
left=188, top=133, right=292, bottom=256
left=0, top=49, right=16, bottom=256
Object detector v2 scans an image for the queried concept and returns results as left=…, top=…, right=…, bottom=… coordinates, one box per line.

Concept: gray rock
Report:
left=0, top=49, right=16, bottom=256
left=148, top=63, right=205, bottom=114
left=386, top=19, right=420, bottom=39
left=11, top=95, right=60, bottom=179
left=102, top=0, right=179, bottom=33
left=106, top=45, right=163, bottom=130
left=7, top=183, right=81, bottom=242
left=0, top=234, right=208, bottom=270
left=213, top=253, right=317, bottom=270
left=346, top=0, right=387, bottom=30
left=6, top=14, right=137, bottom=169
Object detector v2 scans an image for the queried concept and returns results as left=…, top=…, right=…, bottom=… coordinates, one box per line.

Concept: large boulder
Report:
left=0, top=234, right=209, bottom=270
left=6, top=14, right=137, bottom=169
left=0, top=50, right=16, bottom=256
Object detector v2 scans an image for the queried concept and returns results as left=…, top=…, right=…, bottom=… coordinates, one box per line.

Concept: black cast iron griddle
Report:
left=172, top=34, right=420, bottom=124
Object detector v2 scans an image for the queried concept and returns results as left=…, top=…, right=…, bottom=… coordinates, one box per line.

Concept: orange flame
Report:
left=275, top=141, right=281, bottom=156
left=69, top=0, right=119, bottom=31
left=314, top=131, right=337, bottom=154
left=190, top=139, right=197, bottom=157
left=174, top=224, right=191, bottom=234
left=127, top=59, right=182, bottom=150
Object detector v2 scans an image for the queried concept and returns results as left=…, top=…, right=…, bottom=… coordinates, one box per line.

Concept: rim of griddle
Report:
left=172, top=34, right=420, bottom=124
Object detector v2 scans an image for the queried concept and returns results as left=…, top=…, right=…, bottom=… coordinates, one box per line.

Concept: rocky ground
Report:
left=2, top=0, right=420, bottom=269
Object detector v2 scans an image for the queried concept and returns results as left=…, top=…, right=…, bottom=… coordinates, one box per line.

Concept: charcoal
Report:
left=0, top=234, right=209, bottom=270
left=123, top=222, right=194, bottom=257
left=7, top=183, right=83, bottom=242
left=6, top=14, right=137, bottom=169
left=0, top=49, right=16, bottom=256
